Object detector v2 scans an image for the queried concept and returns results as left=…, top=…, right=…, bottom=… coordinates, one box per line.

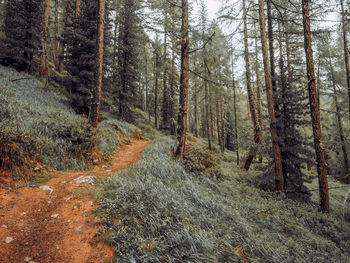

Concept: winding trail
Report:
left=0, top=139, right=150, bottom=263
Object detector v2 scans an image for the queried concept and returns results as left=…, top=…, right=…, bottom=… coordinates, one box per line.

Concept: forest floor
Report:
left=0, top=139, right=150, bottom=263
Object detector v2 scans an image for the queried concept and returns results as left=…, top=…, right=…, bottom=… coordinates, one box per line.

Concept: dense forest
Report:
left=0, top=0, right=350, bottom=262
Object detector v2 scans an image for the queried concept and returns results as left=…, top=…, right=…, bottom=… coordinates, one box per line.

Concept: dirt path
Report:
left=0, top=139, right=150, bottom=263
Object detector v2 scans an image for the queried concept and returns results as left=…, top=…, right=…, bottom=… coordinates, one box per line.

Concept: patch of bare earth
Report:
left=0, top=140, right=150, bottom=263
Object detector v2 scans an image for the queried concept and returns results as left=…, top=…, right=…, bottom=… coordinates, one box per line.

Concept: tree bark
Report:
left=243, top=0, right=262, bottom=170
left=232, top=66, right=239, bottom=165
left=302, top=0, right=329, bottom=213
left=267, top=0, right=276, bottom=94
left=258, top=0, right=284, bottom=191
left=204, top=61, right=212, bottom=151
left=194, top=79, right=199, bottom=137
left=329, top=56, right=350, bottom=174
left=216, top=94, right=221, bottom=147
left=76, top=0, right=81, bottom=16
left=154, top=52, right=159, bottom=129
left=175, top=0, right=189, bottom=159
left=89, top=0, right=105, bottom=128
left=40, top=0, right=50, bottom=77
left=341, top=0, right=350, bottom=121
left=53, top=0, right=59, bottom=68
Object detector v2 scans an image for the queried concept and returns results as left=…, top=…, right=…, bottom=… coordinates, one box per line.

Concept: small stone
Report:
left=34, top=167, right=41, bottom=172
left=89, top=201, right=93, bottom=206
left=21, top=212, right=26, bottom=216
left=106, top=170, right=112, bottom=173
left=102, top=165, right=107, bottom=169
left=2, top=225, right=7, bottom=228
left=70, top=176, right=95, bottom=185
left=5, top=237, right=13, bottom=243
left=47, top=201, right=52, bottom=204
left=75, top=226, right=82, bottom=232
left=24, top=256, right=31, bottom=262
left=51, top=214, right=59, bottom=218
left=93, top=159, right=99, bottom=164
left=39, top=186, right=53, bottom=194
left=65, top=196, right=72, bottom=202
left=61, top=181, right=66, bottom=184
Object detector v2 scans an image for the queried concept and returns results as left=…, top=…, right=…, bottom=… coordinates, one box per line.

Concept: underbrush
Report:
left=97, top=138, right=350, bottom=262
left=0, top=66, right=138, bottom=177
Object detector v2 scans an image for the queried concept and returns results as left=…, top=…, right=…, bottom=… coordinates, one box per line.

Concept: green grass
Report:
left=97, top=137, right=350, bottom=263
left=26, top=173, right=57, bottom=187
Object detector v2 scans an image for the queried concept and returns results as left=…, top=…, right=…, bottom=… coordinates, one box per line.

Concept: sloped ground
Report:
left=99, top=137, right=350, bottom=263
left=0, top=139, right=150, bottom=263
left=0, top=65, right=141, bottom=177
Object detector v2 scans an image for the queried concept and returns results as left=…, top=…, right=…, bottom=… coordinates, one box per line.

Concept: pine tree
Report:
left=0, top=0, right=43, bottom=72
left=62, top=0, right=98, bottom=115
left=117, top=0, right=142, bottom=120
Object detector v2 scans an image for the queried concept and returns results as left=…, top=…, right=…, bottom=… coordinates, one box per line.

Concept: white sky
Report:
left=204, top=0, right=221, bottom=20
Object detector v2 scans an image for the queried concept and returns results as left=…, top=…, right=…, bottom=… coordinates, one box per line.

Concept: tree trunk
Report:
left=194, top=79, right=199, bottom=138
left=243, top=0, right=262, bottom=170
left=89, top=0, right=105, bottom=128
left=329, top=56, right=350, bottom=174
left=254, top=25, right=262, bottom=130
left=112, top=6, right=118, bottom=88
left=161, top=18, right=169, bottom=130
left=216, top=94, right=221, bottom=147
left=341, top=0, right=350, bottom=121
left=258, top=0, right=284, bottom=191
left=53, top=0, right=59, bottom=69
left=302, top=0, right=329, bottom=213
left=76, top=0, right=81, bottom=16
left=232, top=66, right=239, bottom=165
left=204, top=62, right=212, bottom=151
left=267, top=0, right=276, bottom=94
left=40, top=0, right=50, bottom=77
left=175, top=0, right=189, bottom=159
left=220, top=97, right=225, bottom=153
left=154, top=53, right=159, bottom=129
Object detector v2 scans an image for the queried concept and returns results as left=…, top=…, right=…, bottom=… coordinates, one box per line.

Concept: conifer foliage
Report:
left=0, top=0, right=43, bottom=72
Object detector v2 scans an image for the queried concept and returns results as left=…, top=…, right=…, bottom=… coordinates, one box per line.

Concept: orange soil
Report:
left=0, top=139, right=150, bottom=263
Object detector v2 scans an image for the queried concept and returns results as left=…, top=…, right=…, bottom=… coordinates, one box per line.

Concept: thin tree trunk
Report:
left=302, top=0, right=329, bottom=213
left=329, top=56, right=350, bottom=174
left=267, top=0, right=276, bottom=93
left=216, top=94, right=221, bottom=147
left=243, top=0, right=262, bottom=170
left=194, top=79, right=199, bottom=137
left=89, top=0, right=105, bottom=127
left=258, top=0, right=284, bottom=191
left=232, top=66, right=239, bottom=165
left=161, top=18, right=169, bottom=130
left=53, top=0, right=59, bottom=68
left=170, top=6, right=176, bottom=135
left=40, top=0, right=50, bottom=77
left=205, top=61, right=212, bottom=151
left=76, top=0, right=81, bottom=16
left=154, top=53, right=159, bottom=129
left=254, top=24, right=262, bottom=135
left=112, top=6, right=118, bottom=88
left=175, top=0, right=189, bottom=159
left=341, top=0, right=350, bottom=121
left=220, top=97, right=225, bottom=153
left=278, top=18, right=288, bottom=187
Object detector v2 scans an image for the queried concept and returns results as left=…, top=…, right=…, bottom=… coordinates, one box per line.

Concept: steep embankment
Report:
left=0, top=139, right=150, bottom=263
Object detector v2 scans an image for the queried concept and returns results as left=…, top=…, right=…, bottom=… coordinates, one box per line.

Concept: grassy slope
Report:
left=0, top=65, right=139, bottom=176
left=98, top=137, right=350, bottom=263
